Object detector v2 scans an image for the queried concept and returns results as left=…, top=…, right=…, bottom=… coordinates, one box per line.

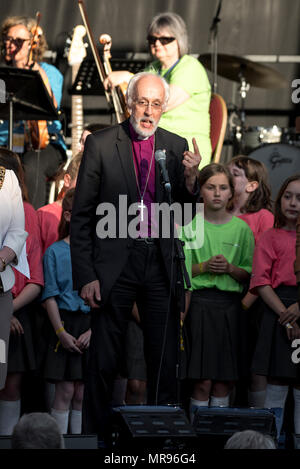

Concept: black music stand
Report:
left=69, top=56, right=150, bottom=96
left=0, top=66, right=58, bottom=150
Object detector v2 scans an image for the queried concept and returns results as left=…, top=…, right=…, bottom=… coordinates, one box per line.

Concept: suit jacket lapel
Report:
left=116, top=120, right=138, bottom=204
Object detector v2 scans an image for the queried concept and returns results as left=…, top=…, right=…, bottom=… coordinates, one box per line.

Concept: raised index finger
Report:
left=192, top=137, right=200, bottom=155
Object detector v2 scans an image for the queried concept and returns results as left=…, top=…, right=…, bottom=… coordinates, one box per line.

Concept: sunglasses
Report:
left=147, top=35, right=176, bottom=46
left=3, top=36, right=30, bottom=48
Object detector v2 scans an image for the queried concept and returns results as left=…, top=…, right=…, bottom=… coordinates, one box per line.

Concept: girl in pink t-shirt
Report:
left=227, top=155, right=274, bottom=407
left=37, top=152, right=82, bottom=255
left=250, top=174, right=300, bottom=438
left=228, top=155, right=274, bottom=244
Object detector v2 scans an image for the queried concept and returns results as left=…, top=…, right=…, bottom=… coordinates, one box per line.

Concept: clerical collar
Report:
left=129, top=122, right=153, bottom=142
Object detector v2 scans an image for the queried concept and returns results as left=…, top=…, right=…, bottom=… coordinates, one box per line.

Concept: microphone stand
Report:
left=209, top=0, right=223, bottom=93
left=164, top=184, right=191, bottom=406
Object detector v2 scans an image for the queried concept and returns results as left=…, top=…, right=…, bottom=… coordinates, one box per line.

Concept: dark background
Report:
left=2, top=0, right=300, bottom=159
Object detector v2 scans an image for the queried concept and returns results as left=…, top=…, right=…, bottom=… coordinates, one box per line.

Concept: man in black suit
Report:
left=70, top=72, right=201, bottom=442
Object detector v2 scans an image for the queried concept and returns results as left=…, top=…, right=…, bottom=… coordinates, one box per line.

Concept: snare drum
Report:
left=234, top=125, right=282, bottom=153
left=249, top=143, right=300, bottom=197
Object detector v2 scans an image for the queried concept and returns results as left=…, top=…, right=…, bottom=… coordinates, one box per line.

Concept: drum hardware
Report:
left=238, top=69, right=250, bottom=130
left=199, top=53, right=288, bottom=154
left=208, top=0, right=223, bottom=93
left=199, top=53, right=287, bottom=89
left=281, top=128, right=300, bottom=146
left=231, top=125, right=283, bottom=155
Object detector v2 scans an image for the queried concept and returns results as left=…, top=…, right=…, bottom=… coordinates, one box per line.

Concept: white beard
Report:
left=130, top=114, right=159, bottom=139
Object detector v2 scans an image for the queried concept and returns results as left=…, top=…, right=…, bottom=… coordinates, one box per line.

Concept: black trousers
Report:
left=82, top=240, right=180, bottom=443
left=22, top=143, right=66, bottom=209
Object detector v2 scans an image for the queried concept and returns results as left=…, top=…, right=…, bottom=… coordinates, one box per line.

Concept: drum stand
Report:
left=233, top=71, right=250, bottom=154
left=208, top=0, right=223, bottom=93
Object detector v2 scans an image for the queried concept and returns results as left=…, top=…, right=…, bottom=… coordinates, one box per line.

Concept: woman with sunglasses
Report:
left=104, top=12, right=212, bottom=169
left=0, top=16, right=67, bottom=209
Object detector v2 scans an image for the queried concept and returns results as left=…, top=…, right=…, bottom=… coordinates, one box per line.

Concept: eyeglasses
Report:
left=147, top=35, right=176, bottom=46
left=134, top=99, right=163, bottom=110
left=3, top=36, right=30, bottom=48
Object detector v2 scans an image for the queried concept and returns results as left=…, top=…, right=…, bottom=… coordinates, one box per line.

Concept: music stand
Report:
left=69, top=56, right=149, bottom=96
left=0, top=66, right=58, bottom=150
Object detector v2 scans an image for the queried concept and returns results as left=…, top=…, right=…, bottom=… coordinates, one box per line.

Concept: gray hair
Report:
left=147, top=12, right=189, bottom=57
left=126, top=72, right=170, bottom=111
left=11, top=413, right=65, bottom=449
left=224, top=430, right=276, bottom=450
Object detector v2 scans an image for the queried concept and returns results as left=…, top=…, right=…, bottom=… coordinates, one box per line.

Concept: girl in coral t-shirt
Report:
left=250, top=174, right=300, bottom=437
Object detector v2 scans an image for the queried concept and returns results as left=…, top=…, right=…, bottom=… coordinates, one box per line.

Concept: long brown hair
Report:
left=229, top=155, right=272, bottom=212
left=55, top=152, right=83, bottom=201
left=0, top=148, right=29, bottom=201
left=198, top=163, right=235, bottom=208
left=274, top=174, right=300, bottom=228
left=58, top=188, right=75, bottom=240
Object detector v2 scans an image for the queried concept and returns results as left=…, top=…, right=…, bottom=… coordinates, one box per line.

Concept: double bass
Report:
left=77, top=0, right=129, bottom=123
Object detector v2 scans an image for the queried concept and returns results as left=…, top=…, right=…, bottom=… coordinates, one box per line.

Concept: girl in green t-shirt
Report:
left=182, top=163, right=254, bottom=422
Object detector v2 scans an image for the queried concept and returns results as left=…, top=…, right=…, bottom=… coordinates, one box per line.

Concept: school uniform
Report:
left=182, top=215, right=254, bottom=381
left=41, top=240, right=90, bottom=382
left=8, top=202, right=44, bottom=374
left=237, top=208, right=275, bottom=376
left=250, top=228, right=300, bottom=379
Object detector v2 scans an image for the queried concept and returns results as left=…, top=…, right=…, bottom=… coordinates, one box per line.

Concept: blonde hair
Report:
left=1, top=16, right=48, bottom=63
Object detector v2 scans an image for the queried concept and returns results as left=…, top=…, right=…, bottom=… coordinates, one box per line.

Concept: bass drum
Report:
left=249, top=143, right=300, bottom=198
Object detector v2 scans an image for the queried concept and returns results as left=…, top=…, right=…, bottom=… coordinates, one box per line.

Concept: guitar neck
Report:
left=71, top=64, right=84, bottom=156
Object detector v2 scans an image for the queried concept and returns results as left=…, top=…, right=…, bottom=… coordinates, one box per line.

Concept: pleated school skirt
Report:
left=7, top=304, right=36, bottom=373
left=252, top=285, right=300, bottom=380
left=184, top=288, right=243, bottom=381
left=43, top=309, right=91, bottom=382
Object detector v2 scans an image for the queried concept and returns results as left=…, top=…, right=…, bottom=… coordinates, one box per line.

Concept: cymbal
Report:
left=199, top=53, right=287, bottom=89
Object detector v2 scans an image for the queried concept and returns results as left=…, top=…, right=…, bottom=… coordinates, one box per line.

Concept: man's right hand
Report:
left=81, top=280, right=101, bottom=309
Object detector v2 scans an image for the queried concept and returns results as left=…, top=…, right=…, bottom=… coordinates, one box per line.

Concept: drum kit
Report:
left=199, top=53, right=300, bottom=196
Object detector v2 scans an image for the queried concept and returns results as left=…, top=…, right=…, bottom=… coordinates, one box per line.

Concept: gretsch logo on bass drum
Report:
left=269, top=147, right=292, bottom=170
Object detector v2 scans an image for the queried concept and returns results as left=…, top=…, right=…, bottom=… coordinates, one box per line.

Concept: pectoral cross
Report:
left=138, top=199, right=146, bottom=222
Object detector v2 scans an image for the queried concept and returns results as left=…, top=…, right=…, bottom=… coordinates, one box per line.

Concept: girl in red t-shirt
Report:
left=250, top=174, right=300, bottom=437
left=227, top=155, right=274, bottom=407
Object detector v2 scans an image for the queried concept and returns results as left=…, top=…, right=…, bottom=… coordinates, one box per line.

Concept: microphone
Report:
left=155, top=149, right=171, bottom=193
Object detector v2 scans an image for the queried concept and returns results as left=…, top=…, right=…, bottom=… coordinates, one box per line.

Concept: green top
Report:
left=146, top=55, right=212, bottom=168
left=181, top=214, right=255, bottom=292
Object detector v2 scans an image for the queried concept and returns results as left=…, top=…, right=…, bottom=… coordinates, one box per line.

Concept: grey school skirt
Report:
left=184, top=288, right=243, bottom=381
left=43, top=309, right=91, bottom=382
left=252, top=285, right=300, bottom=380
left=7, top=304, right=37, bottom=374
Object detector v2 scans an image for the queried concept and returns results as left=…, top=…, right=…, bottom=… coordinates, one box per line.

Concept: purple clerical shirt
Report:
left=129, top=123, right=157, bottom=237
